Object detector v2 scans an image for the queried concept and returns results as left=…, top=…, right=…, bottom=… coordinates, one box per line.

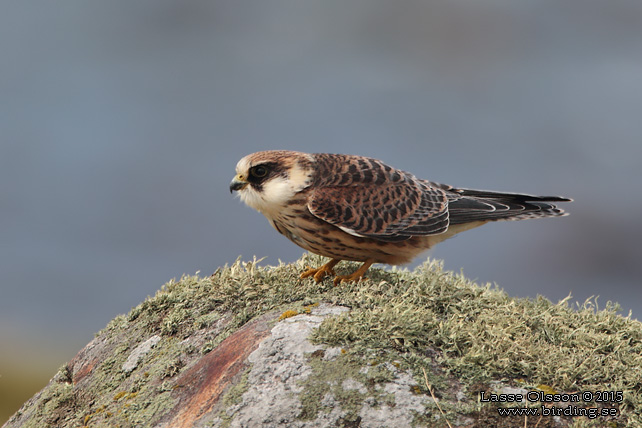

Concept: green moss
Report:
left=215, top=368, right=253, bottom=428
left=222, top=369, right=251, bottom=408
left=309, top=258, right=641, bottom=424
left=193, top=311, right=222, bottom=330
left=298, top=353, right=378, bottom=421
left=40, top=381, right=74, bottom=425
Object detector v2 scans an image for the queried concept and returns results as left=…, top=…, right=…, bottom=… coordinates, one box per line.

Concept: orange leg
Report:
left=333, top=259, right=374, bottom=286
left=300, top=259, right=341, bottom=283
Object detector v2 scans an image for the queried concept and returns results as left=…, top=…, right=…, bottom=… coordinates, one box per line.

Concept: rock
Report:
left=3, top=257, right=637, bottom=427
left=122, top=335, right=161, bottom=373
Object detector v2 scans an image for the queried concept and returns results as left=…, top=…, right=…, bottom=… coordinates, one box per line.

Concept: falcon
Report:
left=229, top=150, right=571, bottom=286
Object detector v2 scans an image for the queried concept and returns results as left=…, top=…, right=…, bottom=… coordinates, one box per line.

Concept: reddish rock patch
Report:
left=162, top=312, right=275, bottom=427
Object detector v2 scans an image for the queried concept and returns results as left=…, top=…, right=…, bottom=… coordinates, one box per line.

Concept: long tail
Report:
left=431, top=182, right=572, bottom=225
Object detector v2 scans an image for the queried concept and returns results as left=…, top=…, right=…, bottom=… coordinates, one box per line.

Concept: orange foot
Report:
left=333, top=260, right=374, bottom=286
left=300, top=259, right=341, bottom=283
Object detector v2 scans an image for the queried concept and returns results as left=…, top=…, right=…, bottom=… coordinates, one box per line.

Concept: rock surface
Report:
left=3, top=258, right=637, bottom=427
left=2, top=303, right=460, bottom=428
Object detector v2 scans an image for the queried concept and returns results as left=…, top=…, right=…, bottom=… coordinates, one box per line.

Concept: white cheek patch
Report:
left=239, top=187, right=268, bottom=213
left=261, top=176, right=295, bottom=206
left=239, top=177, right=294, bottom=215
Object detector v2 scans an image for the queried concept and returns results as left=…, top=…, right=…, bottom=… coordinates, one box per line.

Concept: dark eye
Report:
left=250, top=165, right=269, bottom=178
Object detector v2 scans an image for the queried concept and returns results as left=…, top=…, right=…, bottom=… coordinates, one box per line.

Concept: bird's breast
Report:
left=264, top=208, right=425, bottom=265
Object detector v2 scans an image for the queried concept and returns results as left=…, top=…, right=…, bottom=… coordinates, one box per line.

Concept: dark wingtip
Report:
left=541, top=196, right=573, bottom=202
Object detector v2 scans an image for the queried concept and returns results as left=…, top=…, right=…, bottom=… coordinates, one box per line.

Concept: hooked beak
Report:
left=229, top=175, right=248, bottom=193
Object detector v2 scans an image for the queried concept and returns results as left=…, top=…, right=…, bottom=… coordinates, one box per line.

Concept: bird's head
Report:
left=230, top=150, right=315, bottom=215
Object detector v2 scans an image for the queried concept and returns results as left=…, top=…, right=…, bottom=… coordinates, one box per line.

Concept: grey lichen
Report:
left=122, top=335, right=161, bottom=373
left=298, top=353, right=409, bottom=424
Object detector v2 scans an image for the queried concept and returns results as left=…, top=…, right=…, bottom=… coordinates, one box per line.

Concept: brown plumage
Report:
left=230, top=150, right=571, bottom=285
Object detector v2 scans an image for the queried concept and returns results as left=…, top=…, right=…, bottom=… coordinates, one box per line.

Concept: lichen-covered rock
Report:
left=1, top=302, right=461, bottom=428
left=209, top=303, right=454, bottom=428
left=3, top=256, right=639, bottom=427
left=213, top=304, right=350, bottom=428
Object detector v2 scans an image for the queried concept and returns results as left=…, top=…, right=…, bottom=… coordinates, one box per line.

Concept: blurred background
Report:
left=2, top=0, right=641, bottom=422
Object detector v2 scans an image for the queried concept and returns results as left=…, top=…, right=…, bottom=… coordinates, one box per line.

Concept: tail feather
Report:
left=429, top=182, right=572, bottom=225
